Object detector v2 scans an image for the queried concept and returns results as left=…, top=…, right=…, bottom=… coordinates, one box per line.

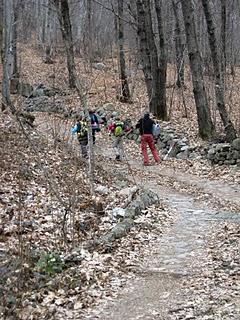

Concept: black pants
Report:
left=78, top=137, right=88, bottom=158
left=92, top=129, right=97, bottom=144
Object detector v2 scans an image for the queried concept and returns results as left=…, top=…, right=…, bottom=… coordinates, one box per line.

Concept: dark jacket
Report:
left=136, top=114, right=154, bottom=135
left=89, top=113, right=99, bottom=125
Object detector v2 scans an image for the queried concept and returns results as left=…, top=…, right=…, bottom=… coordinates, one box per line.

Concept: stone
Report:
left=208, top=148, right=216, bottom=156
left=92, top=62, right=107, bottom=71
left=119, top=186, right=138, bottom=197
left=177, top=150, right=189, bottom=160
left=232, top=150, right=240, bottom=160
left=232, top=138, right=240, bottom=151
left=111, top=111, right=119, bottom=118
left=102, top=103, right=115, bottom=111
left=189, top=152, right=200, bottom=160
left=112, top=207, right=126, bottom=219
left=19, top=82, right=33, bottom=97
left=167, top=143, right=181, bottom=158
left=95, top=185, right=109, bottom=195
left=156, top=141, right=166, bottom=149
left=215, top=143, right=231, bottom=152
left=180, top=145, right=189, bottom=152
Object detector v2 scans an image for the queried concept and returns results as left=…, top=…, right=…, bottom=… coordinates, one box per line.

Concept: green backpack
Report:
left=77, top=121, right=88, bottom=138
left=114, top=121, right=124, bottom=137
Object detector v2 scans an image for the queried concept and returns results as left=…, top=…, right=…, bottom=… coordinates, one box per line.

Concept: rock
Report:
left=232, top=150, right=240, bottom=160
left=18, top=82, right=33, bottom=97
left=167, top=143, right=181, bottom=158
left=156, top=141, right=166, bottom=149
left=180, top=145, right=189, bottom=152
left=189, top=152, right=200, bottom=160
left=111, top=111, right=119, bottom=118
left=119, top=186, right=138, bottom=197
left=102, top=103, right=115, bottom=111
left=92, top=62, right=107, bottom=71
left=177, top=150, right=189, bottom=160
left=215, top=143, right=231, bottom=152
left=208, top=148, right=216, bottom=156
left=112, top=207, right=126, bottom=219
left=95, top=185, right=109, bottom=195
left=232, top=138, right=240, bottom=151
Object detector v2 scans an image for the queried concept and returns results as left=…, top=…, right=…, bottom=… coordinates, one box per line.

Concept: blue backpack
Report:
left=152, top=123, right=160, bottom=139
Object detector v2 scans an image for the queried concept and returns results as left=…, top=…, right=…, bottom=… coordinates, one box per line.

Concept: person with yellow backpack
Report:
left=108, top=117, right=127, bottom=161
left=71, top=116, right=89, bottom=159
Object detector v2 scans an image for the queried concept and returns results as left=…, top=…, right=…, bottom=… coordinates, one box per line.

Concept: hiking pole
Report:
left=163, top=141, right=177, bottom=161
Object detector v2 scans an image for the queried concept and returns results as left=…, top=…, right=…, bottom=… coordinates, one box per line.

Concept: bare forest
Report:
left=0, top=0, right=240, bottom=319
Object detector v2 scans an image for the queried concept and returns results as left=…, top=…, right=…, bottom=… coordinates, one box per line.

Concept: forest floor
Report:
left=0, top=46, right=240, bottom=319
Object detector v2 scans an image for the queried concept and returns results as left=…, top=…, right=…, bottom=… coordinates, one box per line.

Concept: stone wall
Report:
left=207, top=138, right=240, bottom=165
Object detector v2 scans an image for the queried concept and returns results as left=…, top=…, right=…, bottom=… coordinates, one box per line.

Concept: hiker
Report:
left=71, top=116, right=88, bottom=159
left=136, top=112, right=161, bottom=166
left=89, top=110, right=100, bottom=144
left=108, top=117, right=126, bottom=161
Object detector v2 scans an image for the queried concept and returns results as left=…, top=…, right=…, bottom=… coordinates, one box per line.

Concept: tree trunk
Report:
left=172, top=0, right=185, bottom=88
left=201, top=0, right=236, bottom=142
left=44, top=0, right=54, bottom=64
left=0, top=0, right=3, bottom=63
left=2, top=0, right=13, bottom=110
left=12, top=1, right=18, bottom=78
left=52, top=0, right=77, bottom=88
left=86, top=0, right=93, bottom=64
left=136, top=0, right=152, bottom=99
left=220, top=0, right=226, bottom=76
left=154, top=0, right=167, bottom=119
left=142, top=0, right=167, bottom=119
left=180, top=0, right=214, bottom=140
left=117, top=0, right=131, bottom=102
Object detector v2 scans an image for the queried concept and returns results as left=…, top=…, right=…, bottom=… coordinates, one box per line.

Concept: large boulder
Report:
left=232, top=138, right=240, bottom=151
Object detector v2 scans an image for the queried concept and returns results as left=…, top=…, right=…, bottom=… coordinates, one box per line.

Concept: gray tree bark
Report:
left=180, top=0, right=214, bottom=140
left=44, top=0, right=54, bottom=64
left=172, top=0, right=185, bottom=88
left=0, top=0, right=3, bottom=63
left=117, top=0, right=131, bottom=102
left=136, top=0, right=153, bottom=99
left=154, top=0, right=167, bottom=119
left=2, top=0, right=13, bottom=110
left=201, top=0, right=237, bottom=142
left=142, top=0, right=167, bottom=119
left=221, top=0, right=226, bottom=76
left=52, top=0, right=77, bottom=88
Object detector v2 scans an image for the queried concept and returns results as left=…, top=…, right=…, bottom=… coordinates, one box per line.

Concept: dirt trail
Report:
left=85, top=143, right=240, bottom=319
left=36, top=116, right=240, bottom=319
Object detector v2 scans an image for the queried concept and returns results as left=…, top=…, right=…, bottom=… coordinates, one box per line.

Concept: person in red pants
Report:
left=136, top=112, right=160, bottom=166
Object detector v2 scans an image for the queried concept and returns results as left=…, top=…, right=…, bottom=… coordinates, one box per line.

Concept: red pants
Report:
left=141, top=134, right=160, bottom=165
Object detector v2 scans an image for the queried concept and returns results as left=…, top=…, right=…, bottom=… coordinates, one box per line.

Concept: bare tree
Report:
left=172, top=0, right=185, bottom=88
left=2, top=0, right=13, bottom=110
left=221, top=0, right=226, bottom=76
left=117, top=0, right=131, bottom=102
left=52, top=0, right=77, bottom=88
left=44, top=0, right=54, bottom=64
left=154, top=0, right=167, bottom=118
left=201, top=0, right=237, bottom=142
left=0, top=0, right=3, bottom=63
left=137, top=0, right=167, bottom=119
left=136, top=0, right=153, bottom=99
left=181, top=0, right=214, bottom=139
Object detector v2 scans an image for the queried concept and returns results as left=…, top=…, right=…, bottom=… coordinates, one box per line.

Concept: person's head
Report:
left=143, top=112, right=150, bottom=119
left=115, top=117, right=120, bottom=121
left=89, top=109, right=94, bottom=114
